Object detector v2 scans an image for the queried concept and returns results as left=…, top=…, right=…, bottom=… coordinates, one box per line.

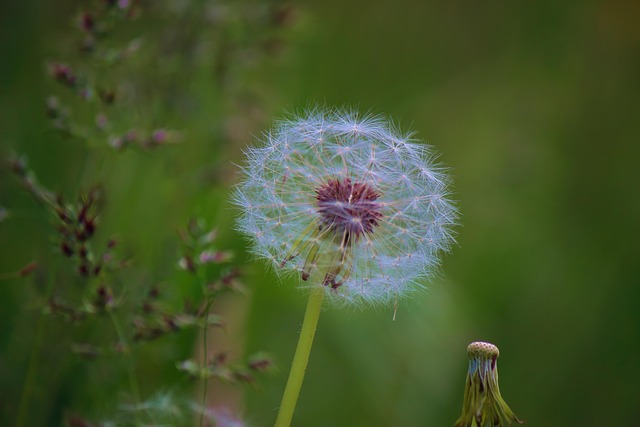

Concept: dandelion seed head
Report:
left=234, top=107, right=458, bottom=305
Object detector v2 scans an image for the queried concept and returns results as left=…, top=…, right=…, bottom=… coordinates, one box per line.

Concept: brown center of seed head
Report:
left=315, top=178, right=383, bottom=243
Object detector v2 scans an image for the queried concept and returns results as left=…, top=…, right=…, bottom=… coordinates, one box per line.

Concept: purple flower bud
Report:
left=48, top=63, right=77, bottom=87
left=61, top=242, right=74, bottom=257
left=79, top=13, right=94, bottom=32
left=151, top=129, right=167, bottom=144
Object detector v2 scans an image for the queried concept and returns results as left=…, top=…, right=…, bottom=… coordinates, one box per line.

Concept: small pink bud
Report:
left=48, top=63, right=76, bottom=87
left=79, top=13, right=94, bottom=32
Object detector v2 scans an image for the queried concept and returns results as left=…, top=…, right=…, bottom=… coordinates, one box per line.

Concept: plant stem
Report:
left=15, top=304, right=46, bottom=427
left=16, top=274, right=54, bottom=427
left=109, top=311, right=142, bottom=423
left=274, top=288, right=325, bottom=427
left=199, top=297, right=214, bottom=427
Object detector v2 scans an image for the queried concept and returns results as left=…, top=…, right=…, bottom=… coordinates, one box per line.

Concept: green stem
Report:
left=274, top=288, right=325, bottom=427
left=16, top=275, right=54, bottom=427
left=15, top=305, right=46, bottom=427
left=109, top=312, right=141, bottom=421
left=199, top=297, right=214, bottom=427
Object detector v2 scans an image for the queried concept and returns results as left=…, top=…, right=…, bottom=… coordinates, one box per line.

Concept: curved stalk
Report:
left=274, top=288, right=325, bottom=427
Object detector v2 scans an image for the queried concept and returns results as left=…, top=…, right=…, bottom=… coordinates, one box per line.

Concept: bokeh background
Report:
left=2, top=0, right=639, bottom=426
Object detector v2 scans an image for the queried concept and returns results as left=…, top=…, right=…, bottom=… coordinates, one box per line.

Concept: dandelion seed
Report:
left=234, top=107, right=457, bottom=305
left=454, top=341, right=523, bottom=427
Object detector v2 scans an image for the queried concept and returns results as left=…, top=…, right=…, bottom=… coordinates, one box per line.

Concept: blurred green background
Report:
left=2, top=0, right=640, bottom=426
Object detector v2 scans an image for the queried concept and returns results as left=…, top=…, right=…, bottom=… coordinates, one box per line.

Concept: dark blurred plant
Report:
left=2, top=0, right=300, bottom=425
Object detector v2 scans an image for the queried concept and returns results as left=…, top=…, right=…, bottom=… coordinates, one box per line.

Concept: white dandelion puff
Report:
left=234, top=107, right=458, bottom=305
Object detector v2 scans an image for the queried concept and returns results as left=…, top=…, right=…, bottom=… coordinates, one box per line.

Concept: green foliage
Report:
left=1, top=0, right=293, bottom=425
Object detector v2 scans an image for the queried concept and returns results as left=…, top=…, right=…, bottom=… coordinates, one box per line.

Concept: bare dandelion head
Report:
left=234, top=107, right=458, bottom=305
left=454, top=341, right=523, bottom=427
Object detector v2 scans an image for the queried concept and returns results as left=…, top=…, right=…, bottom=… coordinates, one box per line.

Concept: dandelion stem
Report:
left=274, top=287, right=325, bottom=427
